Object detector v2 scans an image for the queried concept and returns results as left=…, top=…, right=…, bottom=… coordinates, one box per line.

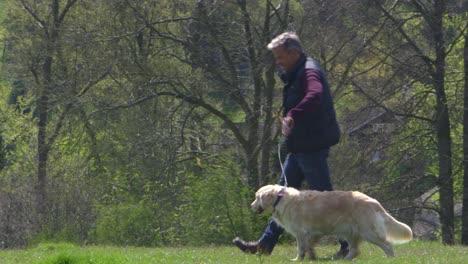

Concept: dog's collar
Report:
left=273, top=188, right=286, bottom=208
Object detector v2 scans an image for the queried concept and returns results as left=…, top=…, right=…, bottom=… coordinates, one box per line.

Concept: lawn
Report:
left=0, top=241, right=466, bottom=264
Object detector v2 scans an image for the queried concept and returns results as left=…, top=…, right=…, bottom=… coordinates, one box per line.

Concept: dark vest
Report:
left=282, top=56, right=340, bottom=153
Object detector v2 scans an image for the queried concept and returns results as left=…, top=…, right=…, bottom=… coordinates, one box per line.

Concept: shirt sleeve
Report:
left=286, top=69, right=323, bottom=120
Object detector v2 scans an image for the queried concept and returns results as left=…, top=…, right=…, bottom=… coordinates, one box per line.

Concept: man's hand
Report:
left=281, top=116, right=294, bottom=136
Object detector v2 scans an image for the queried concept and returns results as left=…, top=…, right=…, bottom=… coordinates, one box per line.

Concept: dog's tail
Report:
left=384, top=213, right=413, bottom=244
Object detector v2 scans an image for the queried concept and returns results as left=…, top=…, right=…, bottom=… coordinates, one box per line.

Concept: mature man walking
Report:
left=233, top=32, right=349, bottom=258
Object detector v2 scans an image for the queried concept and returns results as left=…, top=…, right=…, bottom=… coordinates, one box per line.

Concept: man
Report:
left=233, top=32, right=349, bottom=258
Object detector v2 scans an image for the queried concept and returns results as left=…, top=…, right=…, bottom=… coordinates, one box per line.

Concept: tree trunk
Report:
left=260, top=61, right=276, bottom=186
left=23, top=0, right=78, bottom=227
left=436, top=92, right=454, bottom=245
left=461, top=23, right=468, bottom=245
left=36, top=78, right=50, bottom=222
left=259, top=0, right=288, bottom=186
left=433, top=0, right=454, bottom=245
left=239, top=0, right=262, bottom=189
left=36, top=40, right=54, bottom=222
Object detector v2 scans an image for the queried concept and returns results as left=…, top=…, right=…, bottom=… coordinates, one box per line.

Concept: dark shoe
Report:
left=232, top=237, right=271, bottom=255
left=333, top=247, right=349, bottom=260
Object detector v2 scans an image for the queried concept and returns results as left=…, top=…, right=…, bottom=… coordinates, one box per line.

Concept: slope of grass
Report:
left=0, top=241, right=467, bottom=264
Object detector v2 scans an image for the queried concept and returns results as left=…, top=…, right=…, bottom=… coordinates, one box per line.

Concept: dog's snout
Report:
left=251, top=200, right=264, bottom=214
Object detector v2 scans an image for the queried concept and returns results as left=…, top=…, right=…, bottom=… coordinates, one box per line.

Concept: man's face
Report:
left=272, top=45, right=300, bottom=73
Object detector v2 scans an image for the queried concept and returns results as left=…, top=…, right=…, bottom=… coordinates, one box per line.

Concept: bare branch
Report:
left=58, top=0, right=78, bottom=24
left=351, top=80, right=433, bottom=123
left=47, top=104, right=72, bottom=147
left=78, top=61, right=117, bottom=97
left=19, top=0, right=49, bottom=37
left=88, top=91, right=249, bottom=150
left=446, top=22, right=468, bottom=56
left=372, top=0, right=434, bottom=73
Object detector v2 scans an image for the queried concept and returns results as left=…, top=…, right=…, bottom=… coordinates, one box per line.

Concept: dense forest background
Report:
left=0, top=0, right=467, bottom=248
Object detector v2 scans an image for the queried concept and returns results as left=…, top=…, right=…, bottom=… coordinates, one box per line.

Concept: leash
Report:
left=278, top=140, right=288, bottom=187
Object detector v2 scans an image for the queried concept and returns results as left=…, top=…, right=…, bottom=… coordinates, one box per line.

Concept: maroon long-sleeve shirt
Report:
left=286, top=69, right=323, bottom=120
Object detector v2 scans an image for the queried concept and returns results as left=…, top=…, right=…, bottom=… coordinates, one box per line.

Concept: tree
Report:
left=20, top=0, right=80, bottom=223
left=365, top=0, right=467, bottom=244
left=4, top=0, right=115, bottom=227
left=462, top=21, right=468, bottom=245
left=118, top=0, right=297, bottom=190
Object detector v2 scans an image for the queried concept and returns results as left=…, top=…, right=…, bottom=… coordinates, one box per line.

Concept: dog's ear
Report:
left=259, top=187, right=277, bottom=209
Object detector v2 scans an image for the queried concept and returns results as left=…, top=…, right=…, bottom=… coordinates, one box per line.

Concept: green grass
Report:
left=0, top=241, right=466, bottom=264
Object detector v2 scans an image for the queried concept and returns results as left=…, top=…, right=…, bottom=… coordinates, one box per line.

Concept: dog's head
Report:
left=251, top=185, right=284, bottom=214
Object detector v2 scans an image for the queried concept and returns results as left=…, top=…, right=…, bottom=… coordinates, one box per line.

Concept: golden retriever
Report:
left=251, top=185, right=413, bottom=261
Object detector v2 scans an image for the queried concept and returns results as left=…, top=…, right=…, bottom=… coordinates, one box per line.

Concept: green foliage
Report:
left=7, top=80, right=26, bottom=106
left=0, top=82, right=38, bottom=247
left=1, top=0, right=467, bottom=249
left=0, top=134, right=4, bottom=170
left=94, top=203, right=159, bottom=247
left=0, top=0, right=7, bottom=53
left=180, top=158, right=266, bottom=245
left=91, top=157, right=268, bottom=247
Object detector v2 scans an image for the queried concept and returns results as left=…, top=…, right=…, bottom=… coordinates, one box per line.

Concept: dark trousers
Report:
left=258, top=149, right=348, bottom=251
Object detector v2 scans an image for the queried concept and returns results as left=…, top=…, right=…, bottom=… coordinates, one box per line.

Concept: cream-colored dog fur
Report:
left=251, top=185, right=413, bottom=261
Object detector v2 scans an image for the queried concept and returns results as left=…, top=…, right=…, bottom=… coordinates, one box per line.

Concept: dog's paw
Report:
left=290, top=256, right=304, bottom=262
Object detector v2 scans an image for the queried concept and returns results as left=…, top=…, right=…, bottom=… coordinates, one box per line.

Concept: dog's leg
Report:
left=368, top=238, right=394, bottom=257
left=344, top=237, right=361, bottom=260
left=306, top=236, right=320, bottom=260
left=292, top=236, right=307, bottom=261
left=379, top=241, right=394, bottom=257
left=362, top=231, right=395, bottom=257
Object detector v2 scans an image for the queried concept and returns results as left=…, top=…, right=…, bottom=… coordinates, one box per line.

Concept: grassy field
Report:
left=0, top=241, right=466, bottom=264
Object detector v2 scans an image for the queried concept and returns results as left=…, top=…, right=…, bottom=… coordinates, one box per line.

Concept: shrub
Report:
left=94, top=203, right=160, bottom=247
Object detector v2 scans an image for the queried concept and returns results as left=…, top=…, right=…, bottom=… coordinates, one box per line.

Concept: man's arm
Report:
left=282, top=69, right=323, bottom=136
left=286, top=69, right=323, bottom=120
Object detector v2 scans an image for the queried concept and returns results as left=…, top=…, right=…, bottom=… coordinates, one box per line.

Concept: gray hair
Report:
left=267, top=32, right=303, bottom=53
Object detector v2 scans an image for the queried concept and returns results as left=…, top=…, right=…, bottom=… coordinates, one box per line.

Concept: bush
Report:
left=94, top=203, right=160, bottom=247
left=178, top=159, right=268, bottom=245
